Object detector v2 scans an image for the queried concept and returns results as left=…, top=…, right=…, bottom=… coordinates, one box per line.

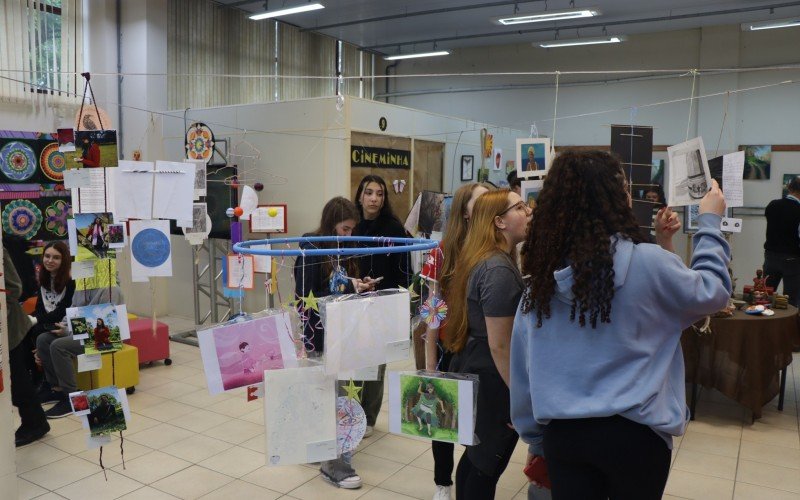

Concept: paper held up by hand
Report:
left=666, top=137, right=711, bottom=207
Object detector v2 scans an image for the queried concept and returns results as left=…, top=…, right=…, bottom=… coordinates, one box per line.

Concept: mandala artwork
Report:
left=131, top=228, right=171, bottom=268
left=420, top=296, right=448, bottom=329
left=39, top=142, right=67, bottom=181
left=2, top=199, right=43, bottom=240
left=0, top=141, right=37, bottom=181
left=185, top=122, right=215, bottom=161
left=44, top=199, right=70, bottom=237
left=336, top=396, right=367, bottom=455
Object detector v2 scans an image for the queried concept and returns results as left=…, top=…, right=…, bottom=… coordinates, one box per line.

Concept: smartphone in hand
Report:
left=523, top=456, right=551, bottom=489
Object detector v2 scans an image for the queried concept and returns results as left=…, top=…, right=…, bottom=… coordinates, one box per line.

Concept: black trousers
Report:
left=763, top=250, right=800, bottom=307
left=432, top=348, right=455, bottom=487
left=10, top=339, right=47, bottom=430
left=542, top=415, right=671, bottom=500
left=455, top=436, right=517, bottom=499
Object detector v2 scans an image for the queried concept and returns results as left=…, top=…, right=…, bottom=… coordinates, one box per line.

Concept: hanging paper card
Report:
left=107, top=223, right=126, bottom=249
left=252, top=244, right=271, bottom=274
left=69, top=130, right=119, bottom=168
left=184, top=158, right=207, bottom=200
left=226, top=254, right=254, bottom=290
left=250, top=205, right=287, bottom=233
left=74, top=258, right=117, bottom=291
left=388, top=370, right=478, bottom=445
left=198, top=312, right=298, bottom=395
left=84, top=385, right=128, bottom=437
left=68, top=391, right=91, bottom=416
left=666, top=137, right=711, bottom=207
left=114, top=161, right=155, bottom=220
left=264, top=365, right=337, bottom=465
left=239, top=185, right=258, bottom=220
left=336, top=396, right=367, bottom=455
left=129, top=219, right=172, bottom=281
left=516, top=138, right=551, bottom=179
left=68, top=212, right=115, bottom=261
left=65, top=302, right=127, bottom=355
left=152, top=161, right=195, bottom=222
left=77, top=353, right=102, bottom=372
left=321, top=290, right=411, bottom=375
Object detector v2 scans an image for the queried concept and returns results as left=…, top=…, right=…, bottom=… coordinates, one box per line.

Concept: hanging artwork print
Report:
left=69, top=130, right=119, bottom=168
left=2, top=199, right=42, bottom=240
left=388, top=371, right=478, bottom=445
left=39, top=143, right=68, bottom=181
left=666, top=137, right=711, bottom=207
left=0, top=141, right=37, bottom=181
left=516, top=138, right=551, bottom=178
left=68, top=212, right=115, bottom=261
left=337, top=395, right=367, bottom=455
left=65, top=303, right=130, bottom=355
left=185, top=122, right=215, bottom=161
left=198, top=312, right=298, bottom=394
left=129, top=219, right=172, bottom=281
left=85, top=386, right=129, bottom=437
left=520, top=179, right=544, bottom=207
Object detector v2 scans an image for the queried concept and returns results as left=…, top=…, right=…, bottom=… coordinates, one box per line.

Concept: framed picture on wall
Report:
left=461, top=155, right=474, bottom=181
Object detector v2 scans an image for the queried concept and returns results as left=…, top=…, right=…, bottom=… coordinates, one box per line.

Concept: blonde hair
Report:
left=444, top=189, right=511, bottom=353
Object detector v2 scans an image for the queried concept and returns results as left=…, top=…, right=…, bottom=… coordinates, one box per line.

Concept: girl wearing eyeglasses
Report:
left=445, top=189, right=532, bottom=499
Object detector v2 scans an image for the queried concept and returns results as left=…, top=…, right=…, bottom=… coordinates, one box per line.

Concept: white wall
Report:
left=384, top=24, right=800, bottom=294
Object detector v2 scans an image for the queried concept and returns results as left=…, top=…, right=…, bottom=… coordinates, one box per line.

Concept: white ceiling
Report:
left=216, top=0, right=800, bottom=54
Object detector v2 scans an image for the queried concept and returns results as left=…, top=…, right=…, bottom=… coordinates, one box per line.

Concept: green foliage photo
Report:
left=400, top=374, right=459, bottom=442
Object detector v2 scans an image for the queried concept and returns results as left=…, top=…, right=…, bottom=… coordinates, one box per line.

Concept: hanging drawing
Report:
left=39, top=142, right=67, bottom=181
left=263, top=365, right=337, bottom=466
left=70, top=130, right=119, bottom=168
left=198, top=312, right=299, bottom=394
left=666, top=137, right=711, bottom=207
left=75, top=105, right=112, bottom=132
left=320, top=290, right=411, bottom=376
left=516, top=138, right=551, bottom=179
left=0, top=141, right=37, bottom=181
left=65, top=302, right=130, bottom=355
left=129, top=219, right=172, bottom=280
left=185, top=122, right=215, bottom=161
left=2, top=199, right=43, bottom=240
left=388, top=370, right=478, bottom=445
left=337, top=396, right=367, bottom=455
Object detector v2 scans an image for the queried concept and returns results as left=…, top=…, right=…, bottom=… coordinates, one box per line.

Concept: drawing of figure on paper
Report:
left=685, top=150, right=707, bottom=199
left=411, top=381, right=446, bottom=437
left=240, top=342, right=256, bottom=374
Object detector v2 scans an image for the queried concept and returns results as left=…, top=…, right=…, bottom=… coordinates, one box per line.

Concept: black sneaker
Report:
left=37, top=385, right=62, bottom=406
left=45, top=399, right=73, bottom=419
left=15, top=422, right=50, bottom=447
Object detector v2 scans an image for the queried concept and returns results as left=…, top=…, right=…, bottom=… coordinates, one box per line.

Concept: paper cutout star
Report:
left=300, top=290, right=320, bottom=312
left=343, top=379, right=363, bottom=403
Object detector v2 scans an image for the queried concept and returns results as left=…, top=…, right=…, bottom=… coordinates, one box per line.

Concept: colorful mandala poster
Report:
left=1, top=193, right=71, bottom=242
left=0, top=131, right=67, bottom=185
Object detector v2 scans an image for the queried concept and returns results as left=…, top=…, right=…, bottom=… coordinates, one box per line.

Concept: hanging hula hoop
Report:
left=233, top=236, right=438, bottom=257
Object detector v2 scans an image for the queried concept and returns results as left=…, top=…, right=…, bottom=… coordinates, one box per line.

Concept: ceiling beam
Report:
left=364, top=1, right=800, bottom=50
left=298, top=0, right=545, bottom=32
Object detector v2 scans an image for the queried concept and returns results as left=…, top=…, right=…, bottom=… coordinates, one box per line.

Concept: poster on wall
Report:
left=742, top=145, right=771, bottom=180
left=515, top=138, right=550, bottom=178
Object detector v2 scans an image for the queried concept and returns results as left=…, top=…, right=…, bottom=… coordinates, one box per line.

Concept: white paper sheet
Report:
left=722, top=151, right=745, bottom=208
left=184, top=159, right=207, bottom=200
left=264, top=365, right=337, bottom=465
left=666, top=137, right=711, bottom=207
left=337, top=365, right=381, bottom=381
left=129, top=219, right=172, bottom=281
left=77, top=354, right=102, bottom=372
left=71, top=261, right=95, bottom=280
left=63, top=169, right=91, bottom=188
left=198, top=313, right=298, bottom=395
left=252, top=244, right=272, bottom=274
left=323, top=291, right=411, bottom=376
left=70, top=168, right=116, bottom=215
left=114, top=160, right=155, bottom=220
left=239, top=185, right=259, bottom=220
left=152, top=161, right=195, bottom=222
left=721, top=217, right=743, bottom=233
left=250, top=206, right=286, bottom=233
left=388, top=370, right=478, bottom=445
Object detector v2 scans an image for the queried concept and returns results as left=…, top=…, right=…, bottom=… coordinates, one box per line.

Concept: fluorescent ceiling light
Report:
left=492, top=8, right=600, bottom=26
left=384, top=51, right=450, bottom=61
left=249, top=3, right=324, bottom=20
left=742, top=18, right=800, bottom=31
left=537, top=35, right=625, bottom=48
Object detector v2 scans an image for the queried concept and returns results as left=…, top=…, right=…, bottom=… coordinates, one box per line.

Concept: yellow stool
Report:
left=76, top=344, right=140, bottom=393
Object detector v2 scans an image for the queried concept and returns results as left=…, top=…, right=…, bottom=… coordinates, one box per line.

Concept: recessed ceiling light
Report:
left=249, top=2, right=324, bottom=21
left=492, top=7, right=600, bottom=26
left=384, top=51, right=450, bottom=61
left=537, top=35, right=626, bottom=48
left=742, top=18, right=800, bottom=31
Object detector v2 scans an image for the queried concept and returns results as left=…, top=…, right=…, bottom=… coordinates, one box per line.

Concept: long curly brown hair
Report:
left=520, top=150, right=646, bottom=328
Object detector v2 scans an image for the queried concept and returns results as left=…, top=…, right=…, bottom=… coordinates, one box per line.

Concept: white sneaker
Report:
left=433, top=485, right=451, bottom=500
left=364, top=425, right=374, bottom=438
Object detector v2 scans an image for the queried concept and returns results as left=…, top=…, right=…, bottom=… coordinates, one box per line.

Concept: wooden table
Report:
left=681, top=305, right=797, bottom=419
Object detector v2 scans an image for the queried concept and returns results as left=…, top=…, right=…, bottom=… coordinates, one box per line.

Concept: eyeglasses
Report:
left=497, top=201, right=530, bottom=217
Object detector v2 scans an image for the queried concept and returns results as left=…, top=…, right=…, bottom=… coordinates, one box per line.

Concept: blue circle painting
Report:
left=131, top=228, right=170, bottom=267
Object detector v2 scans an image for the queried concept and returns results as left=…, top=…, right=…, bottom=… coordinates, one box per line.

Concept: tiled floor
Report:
left=12, top=317, right=800, bottom=499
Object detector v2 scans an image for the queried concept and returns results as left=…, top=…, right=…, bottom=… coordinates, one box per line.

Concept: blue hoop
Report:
left=233, top=236, right=438, bottom=257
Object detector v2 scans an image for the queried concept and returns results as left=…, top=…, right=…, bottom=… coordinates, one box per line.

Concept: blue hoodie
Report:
left=510, top=213, right=731, bottom=455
